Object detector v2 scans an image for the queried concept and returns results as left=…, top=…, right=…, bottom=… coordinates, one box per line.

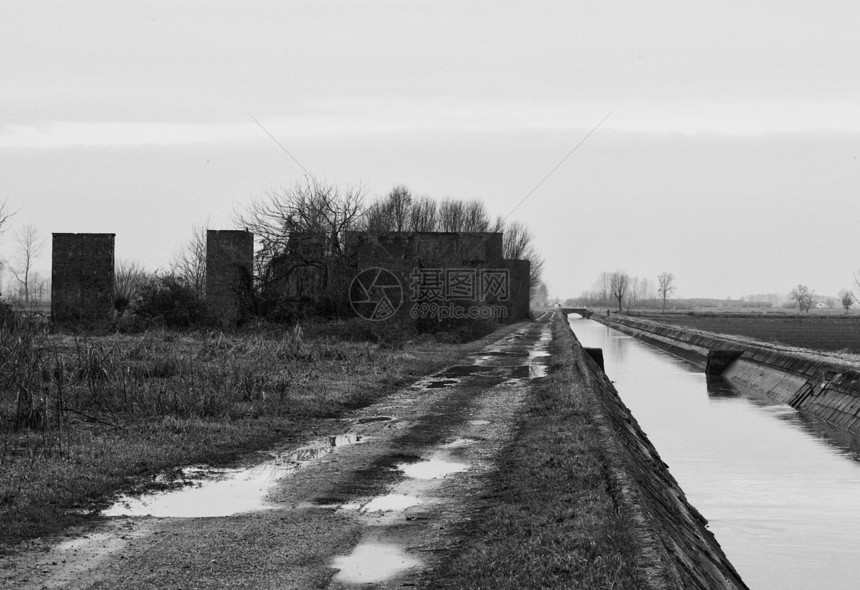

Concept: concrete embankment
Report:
left=558, top=313, right=747, bottom=589
left=593, top=315, right=860, bottom=436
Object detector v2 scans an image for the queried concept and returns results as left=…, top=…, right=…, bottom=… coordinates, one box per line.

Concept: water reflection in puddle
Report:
left=509, top=364, right=548, bottom=379
left=103, top=434, right=362, bottom=518
left=468, top=420, right=490, bottom=426
left=332, top=542, right=421, bottom=584
left=398, top=458, right=468, bottom=480
left=530, top=364, right=549, bottom=378
left=103, top=464, right=286, bottom=518
left=360, top=494, right=422, bottom=513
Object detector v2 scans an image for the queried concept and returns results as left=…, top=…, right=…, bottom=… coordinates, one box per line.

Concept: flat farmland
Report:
left=646, top=314, right=860, bottom=354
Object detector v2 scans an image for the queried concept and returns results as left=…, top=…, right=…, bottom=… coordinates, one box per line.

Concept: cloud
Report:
left=4, top=97, right=860, bottom=149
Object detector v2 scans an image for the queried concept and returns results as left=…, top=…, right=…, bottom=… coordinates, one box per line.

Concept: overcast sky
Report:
left=3, top=1, right=860, bottom=300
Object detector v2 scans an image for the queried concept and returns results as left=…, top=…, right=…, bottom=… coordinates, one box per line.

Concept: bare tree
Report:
left=438, top=198, right=466, bottom=232
left=0, top=199, right=14, bottom=237
left=657, top=272, right=675, bottom=312
left=8, top=223, right=44, bottom=303
left=461, top=200, right=491, bottom=233
left=610, top=271, right=630, bottom=312
left=362, top=186, right=414, bottom=235
left=533, top=281, right=549, bottom=308
left=838, top=289, right=854, bottom=312
left=170, top=219, right=208, bottom=296
left=0, top=199, right=17, bottom=297
left=386, top=185, right=413, bottom=232
left=234, top=178, right=366, bottom=270
left=595, top=272, right=612, bottom=306
left=35, top=276, right=48, bottom=303
left=790, top=284, right=815, bottom=313
left=626, top=276, right=655, bottom=311
left=363, top=201, right=392, bottom=235
left=114, top=260, right=149, bottom=314
left=854, top=270, right=860, bottom=303
left=499, top=220, right=544, bottom=298
left=408, top=196, right=437, bottom=232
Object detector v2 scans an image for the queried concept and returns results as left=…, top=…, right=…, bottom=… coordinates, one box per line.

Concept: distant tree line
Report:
left=571, top=270, right=674, bottom=312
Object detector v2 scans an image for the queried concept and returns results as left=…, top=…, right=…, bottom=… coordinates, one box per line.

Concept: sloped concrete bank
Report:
left=594, top=315, right=860, bottom=436
left=559, top=314, right=747, bottom=589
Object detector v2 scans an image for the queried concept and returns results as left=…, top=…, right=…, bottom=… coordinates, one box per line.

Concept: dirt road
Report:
left=0, top=315, right=551, bottom=589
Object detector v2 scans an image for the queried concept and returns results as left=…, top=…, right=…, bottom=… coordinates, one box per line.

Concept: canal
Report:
left=569, top=316, right=860, bottom=590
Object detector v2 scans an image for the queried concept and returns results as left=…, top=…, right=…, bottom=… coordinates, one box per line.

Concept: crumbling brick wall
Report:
left=51, top=233, right=115, bottom=324
left=205, top=230, right=253, bottom=325
left=342, top=231, right=531, bottom=324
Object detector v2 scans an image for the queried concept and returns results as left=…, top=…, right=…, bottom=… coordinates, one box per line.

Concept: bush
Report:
left=0, top=301, right=16, bottom=329
left=133, top=275, right=207, bottom=329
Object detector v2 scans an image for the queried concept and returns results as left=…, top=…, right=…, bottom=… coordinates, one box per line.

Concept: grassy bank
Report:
left=0, top=317, right=500, bottom=552
left=423, top=314, right=644, bottom=589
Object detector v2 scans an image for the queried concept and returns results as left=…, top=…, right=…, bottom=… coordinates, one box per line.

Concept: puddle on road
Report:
left=398, top=457, right=468, bottom=480
left=331, top=542, right=421, bottom=585
left=103, top=434, right=363, bottom=518
left=354, top=494, right=422, bottom=513
left=103, top=464, right=286, bottom=518
left=530, top=364, right=549, bottom=378
left=510, top=365, right=549, bottom=379
left=468, top=420, right=490, bottom=426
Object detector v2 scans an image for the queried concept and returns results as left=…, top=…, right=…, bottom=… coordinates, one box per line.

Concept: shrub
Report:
left=134, top=275, right=207, bottom=329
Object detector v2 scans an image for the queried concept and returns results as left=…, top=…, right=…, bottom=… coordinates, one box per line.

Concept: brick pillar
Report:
left=51, top=233, right=115, bottom=324
left=205, top=230, right=254, bottom=325
left=504, top=259, right=531, bottom=321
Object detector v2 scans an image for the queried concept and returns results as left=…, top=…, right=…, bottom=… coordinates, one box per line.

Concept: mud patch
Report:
left=438, top=365, right=492, bottom=378
left=356, top=416, right=394, bottom=424
left=421, top=379, right=459, bottom=389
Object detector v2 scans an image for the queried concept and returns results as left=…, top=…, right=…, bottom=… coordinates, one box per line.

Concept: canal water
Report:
left=569, top=316, right=860, bottom=590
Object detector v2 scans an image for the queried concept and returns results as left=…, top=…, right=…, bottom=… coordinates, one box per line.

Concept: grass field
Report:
left=633, top=311, right=860, bottom=353
left=0, top=316, right=497, bottom=551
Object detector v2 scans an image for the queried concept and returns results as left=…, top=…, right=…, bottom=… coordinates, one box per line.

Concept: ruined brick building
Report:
left=265, top=230, right=530, bottom=324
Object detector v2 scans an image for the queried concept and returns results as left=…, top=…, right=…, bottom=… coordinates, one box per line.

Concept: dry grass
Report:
left=422, top=316, right=643, bottom=589
left=0, top=315, right=489, bottom=551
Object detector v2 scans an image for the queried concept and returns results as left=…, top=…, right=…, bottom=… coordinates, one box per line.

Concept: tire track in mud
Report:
left=0, top=316, right=552, bottom=590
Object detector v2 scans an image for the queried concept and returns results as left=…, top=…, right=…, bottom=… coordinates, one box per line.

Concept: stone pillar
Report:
left=504, top=258, right=531, bottom=321
left=205, top=230, right=254, bottom=325
left=51, top=233, right=115, bottom=324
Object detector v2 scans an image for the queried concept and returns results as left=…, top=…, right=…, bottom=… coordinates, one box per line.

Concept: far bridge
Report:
left=561, top=307, right=593, bottom=319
